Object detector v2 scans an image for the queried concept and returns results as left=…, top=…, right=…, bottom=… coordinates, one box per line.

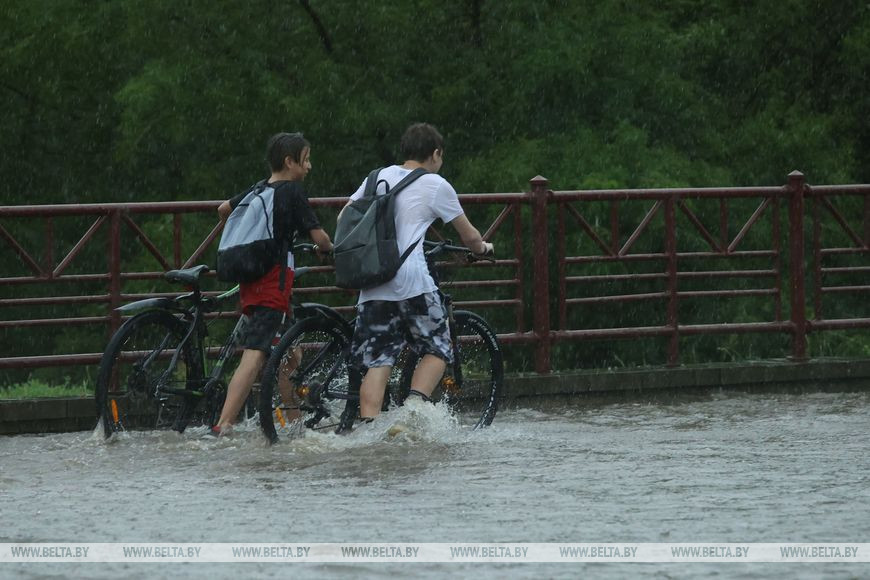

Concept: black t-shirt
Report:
left=229, top=180, right=320, bottom=246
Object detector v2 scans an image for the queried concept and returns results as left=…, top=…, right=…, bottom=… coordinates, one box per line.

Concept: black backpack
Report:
left=333, top=167, right=427, bottom=290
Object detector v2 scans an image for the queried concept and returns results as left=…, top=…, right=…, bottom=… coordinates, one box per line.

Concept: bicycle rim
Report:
left=94, top=310, right=201, bottom=438
left=259, top=316, right=350, bottom=443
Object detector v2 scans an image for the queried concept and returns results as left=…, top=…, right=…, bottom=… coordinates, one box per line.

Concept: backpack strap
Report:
left=362, top=168, right=383, bottom=198
left=390, top=168, right=429, bottom=263
left=235, top=178, right=268, bottom=200
left=278, top=233, right=291, bottom=292
left=251, top=179, right=287, bottom=290
left=262, top=179, right=290, bottom=292
left=388, top=167, right=428, bottom=196
left=251, top=180, right=274, bottom=240
left=400, top=237, right=422, bottom=262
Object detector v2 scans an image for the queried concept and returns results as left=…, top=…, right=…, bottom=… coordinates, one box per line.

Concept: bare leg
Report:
left=217, top=348, right=266, bottom=429
left=276, top=346, right=303, bottom=422
left=359, top=366, right=392, bottom=418
left=409, top=354, right=447, bottom=398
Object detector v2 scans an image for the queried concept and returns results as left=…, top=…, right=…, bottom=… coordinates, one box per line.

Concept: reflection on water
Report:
left=2, top=389, right=869, bottom=578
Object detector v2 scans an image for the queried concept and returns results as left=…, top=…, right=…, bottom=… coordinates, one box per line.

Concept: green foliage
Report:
left=4, top=0, right=868, bottom=203
left=0, top=377, right=92, bottom=399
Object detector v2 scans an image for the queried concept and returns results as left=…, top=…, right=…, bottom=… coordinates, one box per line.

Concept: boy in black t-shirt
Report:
left=214, top=133, right=332, bottom=435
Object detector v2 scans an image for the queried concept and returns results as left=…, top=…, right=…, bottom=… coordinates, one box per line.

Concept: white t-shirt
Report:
left=348, top=165, right=464, bottom=303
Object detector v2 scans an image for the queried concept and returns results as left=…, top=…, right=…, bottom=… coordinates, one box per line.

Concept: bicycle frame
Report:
left=113, top=284, right=243, bottom=399
left=440, top=291, right=467, bottom=393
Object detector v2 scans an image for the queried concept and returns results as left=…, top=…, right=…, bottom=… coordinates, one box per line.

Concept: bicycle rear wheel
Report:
left=259, top=315, right=351, bottom=443
left=94, top=310, right=202, bottom=438
left=397, top=310, right=503, bottom=428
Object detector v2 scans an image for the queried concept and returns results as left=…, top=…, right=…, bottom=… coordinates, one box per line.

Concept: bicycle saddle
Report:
left=164, top=264, right=210, bottom=285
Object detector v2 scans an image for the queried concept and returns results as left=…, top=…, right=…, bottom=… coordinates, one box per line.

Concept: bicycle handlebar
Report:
left=294, top=242, right=335, bottom=259
left=422, top=239, right=495, bottom=262
left=294, top=242, right=320, bottom=253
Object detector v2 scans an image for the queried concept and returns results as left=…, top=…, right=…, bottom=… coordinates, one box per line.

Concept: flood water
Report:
left=2, top=389, right=869, bottom=578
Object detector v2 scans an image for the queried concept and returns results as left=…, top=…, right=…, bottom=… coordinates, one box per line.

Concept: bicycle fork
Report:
left=443, top=293, right=464, bottom=403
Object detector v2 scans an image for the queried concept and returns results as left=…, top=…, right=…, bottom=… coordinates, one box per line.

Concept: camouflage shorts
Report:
left=350, top=292, right=453, bottom=370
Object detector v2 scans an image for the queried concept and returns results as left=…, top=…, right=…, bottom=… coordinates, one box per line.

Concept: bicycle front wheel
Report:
left=397, top=310, right=503, bottom=428
left=94, top=310, right=202, bottom=438
left=259, top=315, right=351, bottom=443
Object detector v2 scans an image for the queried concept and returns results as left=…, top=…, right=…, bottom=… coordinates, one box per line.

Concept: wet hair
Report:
left=266, top=132, right=310, bottom=172
left=400, top=123, right=444, bottom=162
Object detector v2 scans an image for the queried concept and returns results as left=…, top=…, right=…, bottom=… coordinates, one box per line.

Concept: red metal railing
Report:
left=807, top=181, right=870, bottom=334
left=543, top=170, right=870, bottom=370
left=548, top=178, right=788, bottom=366
left=3, top=171, right=870, bottom=375
left=0, top=194, right=530, bottom=370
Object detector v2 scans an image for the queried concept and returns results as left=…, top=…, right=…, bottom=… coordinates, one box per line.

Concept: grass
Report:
left=0, top=379, right=92, bottom=400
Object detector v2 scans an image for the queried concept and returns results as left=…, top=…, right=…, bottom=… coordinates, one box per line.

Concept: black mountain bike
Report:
left=93, top=244, right=317, bottom=439
left=259, top=240, right=504, bottom=444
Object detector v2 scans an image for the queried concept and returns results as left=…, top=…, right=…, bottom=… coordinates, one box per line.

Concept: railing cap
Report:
left=787, top=170, right=806, bottom=192
left=530, top=175, right=548, bottom=186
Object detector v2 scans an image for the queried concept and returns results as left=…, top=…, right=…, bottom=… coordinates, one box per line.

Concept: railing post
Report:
left=787, top=170, right=808, bottom=361
left=665, top=195, right=679, bottom=366
left=529, top=175, right=551, bottom=373
left=109, top=209, right=122, bottom=336
left=174, top=213, right=183, bottom=268
left=864, top=195, right=870, bottom=248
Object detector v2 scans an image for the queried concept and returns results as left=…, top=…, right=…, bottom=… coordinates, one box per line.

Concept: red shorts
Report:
left=239, top=265, right=295, bottom=314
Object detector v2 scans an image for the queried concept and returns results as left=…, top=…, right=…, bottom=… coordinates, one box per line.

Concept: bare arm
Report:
left=449, top=213, right=493, bottom=255
left=218, top=200, right=232, bottom=221
left=309, top=227, right=333, bottom=255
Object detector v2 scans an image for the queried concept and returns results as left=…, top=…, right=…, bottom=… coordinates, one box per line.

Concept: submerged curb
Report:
left=0, top=397, right=96, bottom=435
left=2, top=358, right=869, bottom=435
left=504, top=358, right=870, bottom=399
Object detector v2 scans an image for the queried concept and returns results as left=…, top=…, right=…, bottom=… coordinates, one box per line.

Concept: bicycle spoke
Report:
left=397, top=310, right=502, bottom=428
left=95, top=310, right=202, bottom=438
left=259, top=316, right=351, bottom=443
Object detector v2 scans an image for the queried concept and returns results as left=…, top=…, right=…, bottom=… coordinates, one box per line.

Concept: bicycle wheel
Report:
left=259, top=315, right=351, bottom=443
left=397, top=310, right=503, bottom=428
left=94, top=310, right=202, bottom=439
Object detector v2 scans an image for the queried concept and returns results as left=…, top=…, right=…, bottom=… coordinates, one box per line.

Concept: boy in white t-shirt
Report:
left=341, top=123, right=494, bottom=425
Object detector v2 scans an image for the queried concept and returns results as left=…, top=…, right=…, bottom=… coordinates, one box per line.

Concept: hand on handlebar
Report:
left=474, top=242, right=494, bottom=257
left=315, top=243, right=334, bottom=263
left=466, top=242, right=495, bottom=263
left=421, top=239, right=494, bottom=261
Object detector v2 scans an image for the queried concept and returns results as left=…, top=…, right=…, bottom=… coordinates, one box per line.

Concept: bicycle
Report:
left=93, top=244, right=318, bottom=439
left=259, top=239, right=504, bottom=444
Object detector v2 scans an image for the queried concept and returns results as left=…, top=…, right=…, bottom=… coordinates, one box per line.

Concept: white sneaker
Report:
left=403, top=396, right=426, bottom=413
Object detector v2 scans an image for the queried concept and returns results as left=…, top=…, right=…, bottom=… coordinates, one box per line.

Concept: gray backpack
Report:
left=333, top=167, right=428, bottom=290
left=217, top=180, right=290, bottom=288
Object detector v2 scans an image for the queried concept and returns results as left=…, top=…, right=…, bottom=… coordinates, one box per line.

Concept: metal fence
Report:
left=2, top=171, right=870, bottom=375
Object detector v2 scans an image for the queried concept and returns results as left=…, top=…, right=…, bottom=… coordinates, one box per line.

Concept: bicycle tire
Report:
left=94, top=309, right=202, bottom=438
left=259, top=315, right=351, bottom=444
left=396, top=310, right=503, bottom=428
